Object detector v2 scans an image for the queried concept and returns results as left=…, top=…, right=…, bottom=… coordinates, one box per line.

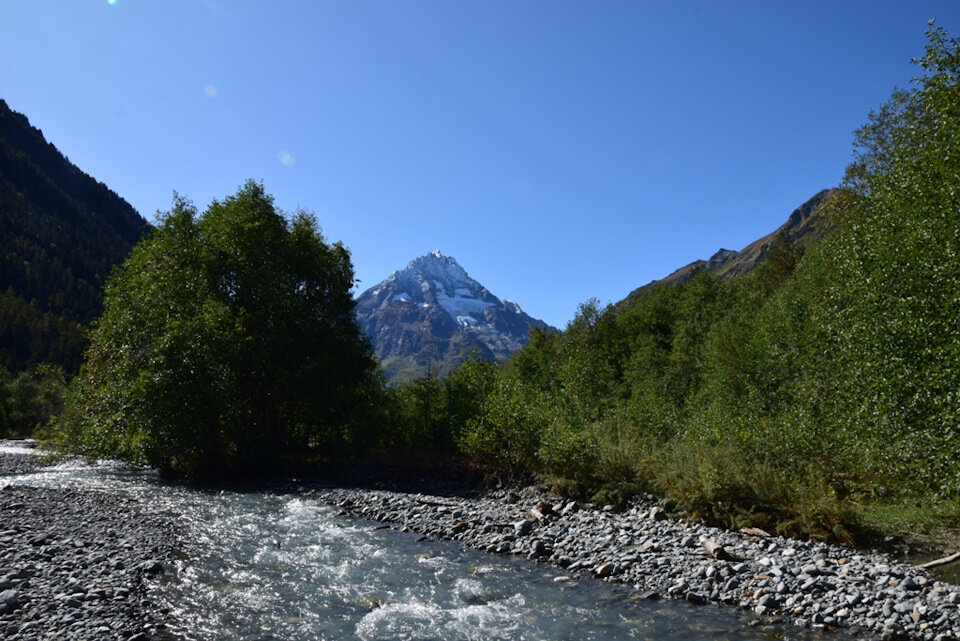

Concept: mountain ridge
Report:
left=624, top=188, right=841, bottom=301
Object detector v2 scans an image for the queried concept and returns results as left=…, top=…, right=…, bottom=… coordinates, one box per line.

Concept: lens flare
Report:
left=277, top=150, right=295, bottom=167
left=204, top=85, right=217, bottom=98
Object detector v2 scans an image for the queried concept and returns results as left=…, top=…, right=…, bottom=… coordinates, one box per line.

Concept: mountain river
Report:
left=1, top=445, right=848, bottom=641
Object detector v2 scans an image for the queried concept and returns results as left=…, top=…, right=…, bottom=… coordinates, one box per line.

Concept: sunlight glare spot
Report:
left=107, top=0, right=118, bottom=5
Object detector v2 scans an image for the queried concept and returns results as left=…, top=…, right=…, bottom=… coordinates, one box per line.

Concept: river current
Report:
left=1, top=445, right=840, bottom=641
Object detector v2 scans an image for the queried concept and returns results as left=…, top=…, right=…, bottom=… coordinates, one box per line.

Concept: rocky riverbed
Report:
left=5, top=440, right=960, bottom=641
left=0, top=451, right=178, bottom=641
left=0, top=442, right=47, bottom=476
left=310, top=486, right=960, bottom=641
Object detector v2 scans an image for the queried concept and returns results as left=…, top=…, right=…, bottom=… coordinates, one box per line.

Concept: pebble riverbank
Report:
left=0, top=450, right=178, bottom=641
left=310, top=486, right=960, bottom=641
left=5, top=441, right=960, bottom=641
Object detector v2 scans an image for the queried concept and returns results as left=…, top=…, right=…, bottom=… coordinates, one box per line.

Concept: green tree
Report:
left=830, top=25, right=960, bottom=494
left=0, top=363, right=67, bottom=437
left=460, top=367, right=546, bottom=478
left=385, top=373, right=450, bottom=458
left=55, top=181, right=377, bottom=480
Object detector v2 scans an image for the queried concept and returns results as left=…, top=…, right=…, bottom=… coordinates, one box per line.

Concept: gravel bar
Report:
left=0, top=457, right=179, bottom=640
left=311, top=486, right=960, bottom=641
left=0, top=442, right=46, bottom=477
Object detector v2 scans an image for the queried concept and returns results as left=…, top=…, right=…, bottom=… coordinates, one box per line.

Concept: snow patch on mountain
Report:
left=436, top=289, right=495, bottom=318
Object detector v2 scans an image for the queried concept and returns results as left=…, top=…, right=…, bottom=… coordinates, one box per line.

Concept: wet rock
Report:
left=140, top=559, right=165, bottom=575
left=528, top=539, right=549, bottom=560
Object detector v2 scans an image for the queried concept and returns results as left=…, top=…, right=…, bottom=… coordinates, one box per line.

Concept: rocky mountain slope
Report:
left=626, top=188, right=841, bottom=299
left=0, top=98, right=148, bottom=372
left=355, top=251, right=550, bottom=382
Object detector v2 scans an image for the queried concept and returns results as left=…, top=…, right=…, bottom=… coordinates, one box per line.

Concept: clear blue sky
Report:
left=2, top=2, right=957, bottom=328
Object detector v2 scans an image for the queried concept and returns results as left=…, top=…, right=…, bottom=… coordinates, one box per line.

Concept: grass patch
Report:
left=860, top=500, right=960, bottom=555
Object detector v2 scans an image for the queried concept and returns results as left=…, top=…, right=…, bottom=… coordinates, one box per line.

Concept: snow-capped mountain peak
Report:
left=355, top=251, right=551, bottom=382
left=370, top=251, right=504, bottom=323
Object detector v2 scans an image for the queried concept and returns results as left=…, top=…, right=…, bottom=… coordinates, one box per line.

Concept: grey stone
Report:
left=757, top=594, right=778, bottom=609
left=648, top=507, right=667, bottom=521
left=882, top=623, right=908, bottom=641
left=901, top=576, right=921, bottom=591
left=528, top=540, right=549, bottom=559
left=0, top=588, right=19, bottom=614
left=513, top=519, right=534, bottom=536
left=141, top=559, right=165, bottom=575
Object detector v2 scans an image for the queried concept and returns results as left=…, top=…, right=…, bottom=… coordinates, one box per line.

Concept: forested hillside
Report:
left=380, top=26, right=960, bottom=543
left=0, top=98, right=148, bottom=373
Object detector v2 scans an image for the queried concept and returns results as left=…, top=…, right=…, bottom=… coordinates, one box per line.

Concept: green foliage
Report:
left=652, top=437, right=859, bottom=543
left=796, top=24, right=960, bottom=497
left=0, top=363, right=67, bottom=437
left=378, top=355, right=497, bottom=464
left=54, top=181, right=377, bottom=480
left=431, top=25, right=960, bottom=541
left=382, top=373, right=450, bottom=459
left=444, top=355, right=497, bottom=445
left=459, top=368, right=546, bottom=478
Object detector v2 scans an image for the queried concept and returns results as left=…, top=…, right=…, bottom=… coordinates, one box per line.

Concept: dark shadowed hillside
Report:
left=0, top=98, right=148, bottom=372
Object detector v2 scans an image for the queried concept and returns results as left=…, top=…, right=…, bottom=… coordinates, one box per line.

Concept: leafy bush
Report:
left=459, top=369, right=546, bottom=478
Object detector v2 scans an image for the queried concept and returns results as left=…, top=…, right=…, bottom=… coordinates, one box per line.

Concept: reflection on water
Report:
left=1, top=446, right=848, bottom=641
